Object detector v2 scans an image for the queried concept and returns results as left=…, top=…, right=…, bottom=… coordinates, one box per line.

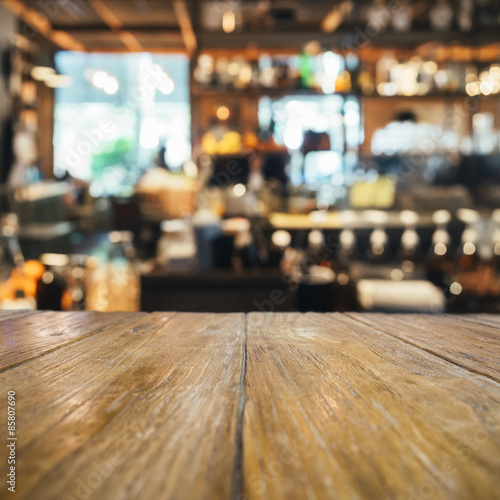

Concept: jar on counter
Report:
left=85, top=231, right=140, bottom=312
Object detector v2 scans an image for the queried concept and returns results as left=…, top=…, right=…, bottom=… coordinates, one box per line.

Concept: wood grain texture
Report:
left=349, top=313, right=500, bottom=383
left=0, top=310, right=40, bottom=323
left=0, top=312, right=245, bottom=500
left=456, top=313, right=500, bottom=330
left=243, top=313, right=500, bottom=500
left=0, top=311, right=137, bottom=371
left=1, top=312, right=500, bottom=500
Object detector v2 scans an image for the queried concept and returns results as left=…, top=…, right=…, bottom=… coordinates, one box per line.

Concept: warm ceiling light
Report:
left=217, top=105, right=230, bottom=120
left=222, top=10, right=236, bottom=33
left=31, top=66, right=55, bottom=81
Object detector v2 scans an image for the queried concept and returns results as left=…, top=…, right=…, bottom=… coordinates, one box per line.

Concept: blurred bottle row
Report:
left=194, top=51, right=500, bottom=98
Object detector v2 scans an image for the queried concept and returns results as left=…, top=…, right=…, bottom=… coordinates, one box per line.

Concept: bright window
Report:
left=54, top=52, right=190, bottom=196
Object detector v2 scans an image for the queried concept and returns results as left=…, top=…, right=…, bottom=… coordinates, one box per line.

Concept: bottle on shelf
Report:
left=427, top=210, right=453, bottom=286
left=234, top=223, right=259, bottom=270
left=492, top=210, right=500, bottom=277
left=336, top=211, right=358, bottom=273
left=430, top=0, right=453, bottom=31
left=365, top=211, right=391, bottom=264
left=270, top=229, right=292, bottom=268
left=397, top=211, right=422, bottom=276
left=456, top=209, right=481, bottom=273
left=332, top=211, right=359, bottom=312
left=66, top=255, right=88, bottom=311
left=85, top=231, right=140, bottom=312
left=306, top=229, right=331, bottom=268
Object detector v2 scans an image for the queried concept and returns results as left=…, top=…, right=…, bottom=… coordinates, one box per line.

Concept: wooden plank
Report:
left=0, top=311, right=138, bottom=371
left=89, top=0, right=144, bottom=51
left=349, top=313, right=500, bottom=383
left=173, top=0, right=196, bottom=57
left=0, top=312, right=244, bottom=500
left=454, top=313, right=500, bottom=330
left=243, top=313, right=500, bottom=500
left=0, top=310, right=40, bottom=323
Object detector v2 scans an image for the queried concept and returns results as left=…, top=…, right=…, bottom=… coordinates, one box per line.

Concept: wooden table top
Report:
left=1, top=311, right=499, bottom=500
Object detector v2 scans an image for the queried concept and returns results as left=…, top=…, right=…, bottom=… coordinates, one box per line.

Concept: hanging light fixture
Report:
left=222, top=10, right=236, bottom=33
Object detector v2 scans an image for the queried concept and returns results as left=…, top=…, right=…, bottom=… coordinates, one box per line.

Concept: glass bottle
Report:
left=334, top=229, right=359, bottom=312
left=456, top=209, right=481, bottom=273
left=306, top=229, right=331, bottom=268
left=365, top=211, right=391, bottom=264
left=332, top=211, right=359, bottom=311
left=85, top=231, right=140, bottom=312
left=367, top=0, right=391, bottom=32
left=458, top=0, right=474, bottom=31
left=66, top=255, right=88, bottom=311
left=397, top=211, right=422, bottom=276
left=427, top=210, right=453, bottom=286
left=490, top=210, right=500, bottom=299
left=430, top=0, right=453, bottom=31
left=492, top=210, right=500, bottom=273
left=270, top=229, right=292, bottom=268
left=392, top=0, right=412, bottom=32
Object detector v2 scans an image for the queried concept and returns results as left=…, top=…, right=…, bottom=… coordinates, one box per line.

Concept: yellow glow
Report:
left=422, top=61, right=437, bottom=74
left=45, top=74, right=72, bottom=88
left=466, top=82, right=480, bottom=96
left=217, top=106, right=230, bottom=121
left=480, top=81, right=493, bottom=95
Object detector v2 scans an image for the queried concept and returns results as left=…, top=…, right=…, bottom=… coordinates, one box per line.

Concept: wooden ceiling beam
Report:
left=0, top=0, right=85, bottom=51
left=89, top=0, right=144, bottom=52
left=173, top=0, right=197, bottom=57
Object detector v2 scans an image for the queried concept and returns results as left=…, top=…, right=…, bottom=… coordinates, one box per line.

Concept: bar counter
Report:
left=1, top=311, right=499, bottom=499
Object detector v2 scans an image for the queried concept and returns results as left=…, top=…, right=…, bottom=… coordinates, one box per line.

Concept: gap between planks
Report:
left=232, top=313, right=248, bottom=500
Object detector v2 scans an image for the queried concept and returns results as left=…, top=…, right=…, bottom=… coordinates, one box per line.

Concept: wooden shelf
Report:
left=192, top=86, right=360, bottom=99
left=193, top=86, right=500, bottom=101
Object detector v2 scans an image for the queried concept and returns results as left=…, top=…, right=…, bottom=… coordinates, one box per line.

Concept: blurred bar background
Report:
left=1, top=0, right=500, bottom=314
